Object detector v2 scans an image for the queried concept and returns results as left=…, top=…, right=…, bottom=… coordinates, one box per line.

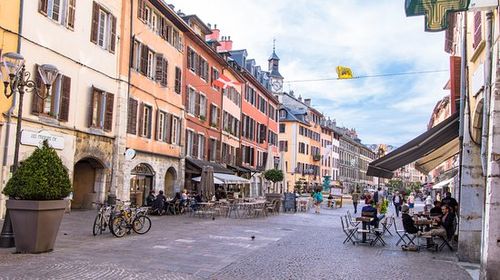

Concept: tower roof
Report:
left=269, top=50, right=280, bottom=61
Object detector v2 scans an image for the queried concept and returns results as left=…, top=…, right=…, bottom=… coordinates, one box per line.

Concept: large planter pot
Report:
left=6, top=200, right=66, bottom=253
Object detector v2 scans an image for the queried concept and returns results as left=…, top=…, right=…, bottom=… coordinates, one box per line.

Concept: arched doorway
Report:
left=73, top=157, right=106, bottom=209
left=130, top=163, right=155, bottom=206
left=164, top=167, right=177, bottom=197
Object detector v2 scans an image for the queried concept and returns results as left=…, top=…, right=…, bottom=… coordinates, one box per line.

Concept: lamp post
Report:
left=0, top=52, right=59, bottom=248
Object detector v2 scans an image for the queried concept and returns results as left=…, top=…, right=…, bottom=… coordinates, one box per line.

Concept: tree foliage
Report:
left=3, top=141, right=72, bottom=200
left=263, top=169, right=284, bottom=183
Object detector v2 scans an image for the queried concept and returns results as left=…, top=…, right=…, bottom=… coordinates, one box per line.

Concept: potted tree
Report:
left=2, top=140, right=72, bottom=253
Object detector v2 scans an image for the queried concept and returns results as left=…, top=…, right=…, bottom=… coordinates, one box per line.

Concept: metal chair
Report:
left=370, top=227, right=386, bottom=246
left=341, top=216, right=358, bottom=244
left=380, top=215, right=394, bottom=236
left=346, top=210, right=360, bottom=227
left=394, top=218, right=416, bottom=246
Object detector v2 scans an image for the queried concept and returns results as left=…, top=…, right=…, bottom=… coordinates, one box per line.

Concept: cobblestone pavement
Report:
left=0, top=202, right=472, bottom=280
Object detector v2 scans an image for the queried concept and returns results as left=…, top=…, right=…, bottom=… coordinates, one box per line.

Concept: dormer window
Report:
left=279, top=109, right=287, bottom=119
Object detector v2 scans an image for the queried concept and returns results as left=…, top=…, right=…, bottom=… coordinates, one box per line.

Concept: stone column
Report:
left=457, top=89, right=484, bottom=263
left=480, top=63, right=500, bottom=279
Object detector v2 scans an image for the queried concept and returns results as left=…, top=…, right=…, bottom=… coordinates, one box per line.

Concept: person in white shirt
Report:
left=392, top=191, right=403, bottom=217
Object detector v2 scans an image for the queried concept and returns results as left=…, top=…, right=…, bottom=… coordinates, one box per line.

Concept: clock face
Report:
left=272, top=80, right=282, bottom=91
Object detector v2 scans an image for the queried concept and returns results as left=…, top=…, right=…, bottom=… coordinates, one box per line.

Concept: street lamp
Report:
left=0, top=52, right=59, bottom=248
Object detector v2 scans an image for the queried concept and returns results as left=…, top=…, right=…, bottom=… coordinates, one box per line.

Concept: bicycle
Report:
left=92, top=202, right=114, bottom=236
left=111, top=203, right=151, bottom=237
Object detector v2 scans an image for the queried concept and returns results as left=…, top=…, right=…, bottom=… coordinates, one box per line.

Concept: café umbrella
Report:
left=200, top=166, right=215, bottom=201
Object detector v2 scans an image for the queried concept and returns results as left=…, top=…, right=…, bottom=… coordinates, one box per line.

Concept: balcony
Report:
left=313, top=154, right=321, bottom=161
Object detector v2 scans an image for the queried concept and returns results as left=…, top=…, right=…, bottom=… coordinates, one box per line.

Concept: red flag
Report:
left=212, top=74, right=239, bottom=89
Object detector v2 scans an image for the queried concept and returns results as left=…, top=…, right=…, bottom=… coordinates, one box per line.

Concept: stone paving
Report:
left=0, top=201, right=473, bottom=280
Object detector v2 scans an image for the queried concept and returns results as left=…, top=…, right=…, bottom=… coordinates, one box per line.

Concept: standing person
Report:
left=425, top=194, right=433, bottom=212
left=351, top=191, right=360, bottom=214
left=408, top=192, right=415, bottom=215
left=441, top=192, right=459, bottom=213
left=436, top=192, right=441, bottom=202
left=313, top=189, right=323, bottom=214
left=375, top=187, right=384, bottom=212
left=392, top=191, right=403, bottom=217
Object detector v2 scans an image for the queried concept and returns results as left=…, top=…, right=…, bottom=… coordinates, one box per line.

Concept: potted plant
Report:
left=2, top=140, right=72, bottom=253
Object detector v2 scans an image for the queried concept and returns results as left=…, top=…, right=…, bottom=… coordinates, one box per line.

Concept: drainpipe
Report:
left=481, top=11, right=493, bottom=176
left=457, top=11, right=467, bottom=238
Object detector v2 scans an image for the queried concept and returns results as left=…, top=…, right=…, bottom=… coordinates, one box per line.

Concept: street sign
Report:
left=20, top=130, right=64, bottom=150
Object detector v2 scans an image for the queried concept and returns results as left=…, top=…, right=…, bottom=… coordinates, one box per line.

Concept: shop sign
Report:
left=21, top=130, right=64, bottom=150
left=405, top=0, right=470, bottom=32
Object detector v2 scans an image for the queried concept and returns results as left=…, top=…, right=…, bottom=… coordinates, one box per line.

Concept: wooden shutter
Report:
left=140, top=45, right=148, bottom=75
left=473, top=12, right=482, bottom=49
left=32, top=65, right=44, bottom=114
left=175, top=67, right=181, bottom=94
left=155, top=53, right=164, bottom=83
left=162, top=58, right=168, bottom=87
left=216, top=140, right=221, bottom=162
left=165, top=113, right=172, bottom=144
left=138, top=103, right=144, bottom=136
left=89, top=87, right=98, bottom=127
left=109, top=15, right=117, bottom=53
left=103, top=93, right=114, bottom=131
left=185, top=86, right=190, bottom=108
left=138, top=0, right=145, bottom=20
left=39, top=0, right=48, bottom=15
left=177, top=117, right=182, bottom=145
left=58, top=75, right=71, bottom=122
left=195, top=92, right=200, bottom=116
left=192, top=134, right=199, bottom=158
left=127, top=98, right=138, bottom=134
left=216, top=107, right=221, bottom=127
left=90, top=2, right=99, bottom=44
left=154, top=109, right=160, bottom=140
left=67, top=0, right=76, bottom=29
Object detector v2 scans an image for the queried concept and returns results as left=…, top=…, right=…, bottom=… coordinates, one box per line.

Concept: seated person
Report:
left=429, top=201, right=443, bottom=217
left=146, top=190, right=156, bottom=207
left=421, top=205, right=455, bottom=239
left=152, top=190, right=166, bottom=215
left=401, top=205, right=419, bottom=234
left=361, top=199, right=379, bottom=228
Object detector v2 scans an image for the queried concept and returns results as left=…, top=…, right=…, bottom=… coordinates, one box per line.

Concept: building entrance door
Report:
left=130, top=163, right=155, bottom=206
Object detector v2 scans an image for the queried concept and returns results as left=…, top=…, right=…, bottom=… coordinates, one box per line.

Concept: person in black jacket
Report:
left=401, top=205, right=419, bottom=234
left=421, top=205, right=455, bottom=239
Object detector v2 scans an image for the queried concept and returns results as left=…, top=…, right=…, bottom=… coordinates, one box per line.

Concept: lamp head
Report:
left=2, top=52, right=24, bottom=76
left=38, top=64, right=59, bottom=86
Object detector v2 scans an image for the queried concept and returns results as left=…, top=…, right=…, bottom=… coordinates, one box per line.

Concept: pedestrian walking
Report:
left=425, top=194, right=433, bottom=212
left=393, top=191, right=403, bottom=217
left=351, top=191, right=359, bottom=214
left=313, top=189, right=323, bottom=214
left=408, top=192, right=415, bottom=215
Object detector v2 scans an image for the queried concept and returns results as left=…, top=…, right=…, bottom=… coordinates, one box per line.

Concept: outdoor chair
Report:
left=394, top=218, right=416, bottom=246
left=298, top=200, right=308, bottom=212
left=370, top=227, right=386, bottom=246
left=341, top=216, right=358, bottom=244
left=347, top=210, right=360, bottom=227
left=436, top=235, right=454, bottom=251
left=266, top=200, right=277, bottom=215
left=253, top=203, right=267, bottom=218
left=380, top=215, right=394, bottom=236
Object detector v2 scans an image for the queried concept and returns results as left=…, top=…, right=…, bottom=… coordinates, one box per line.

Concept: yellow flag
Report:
left=336, top=66, right=353, bottom=79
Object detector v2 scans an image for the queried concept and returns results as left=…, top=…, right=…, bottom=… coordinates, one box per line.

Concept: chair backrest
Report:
left=340, top=216, right=347, bottom=231
left=361, top=211, right=375, bottom=218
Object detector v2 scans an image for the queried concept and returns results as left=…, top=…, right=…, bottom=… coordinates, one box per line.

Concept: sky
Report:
left=169, top=0, right=450, bottom=147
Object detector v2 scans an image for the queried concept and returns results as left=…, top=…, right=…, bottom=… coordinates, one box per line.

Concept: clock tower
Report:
left=268, top=40, right=284, bottom=94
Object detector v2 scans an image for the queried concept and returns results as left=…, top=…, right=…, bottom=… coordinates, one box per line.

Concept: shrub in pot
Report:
left=2, top=140, right=72, bottom=253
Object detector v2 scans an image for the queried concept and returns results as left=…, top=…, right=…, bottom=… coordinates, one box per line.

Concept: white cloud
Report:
left=168, top=0, right=451, bottom=145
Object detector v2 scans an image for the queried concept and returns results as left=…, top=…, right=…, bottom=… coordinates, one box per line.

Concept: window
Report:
left=157, top=111, right=166, bottom=142
left=32, top=65, right=71, bottom=122
left=279, top=109, right=287, bottom=119
left=198, top=134, right=205, bottom=159
left=245, top=86, right=257, bottom=106
left=268, top=104, right=276, bottom=121
left=209, top=138, right=218, bottom=161
left=147, top=49, right=155, bottom=79
left=199, top=94, right=207, bottom=119
left=186, top=130, right=194, bottom=157
left=211, top=67, right=220, bottom=91
left=258, top=96, right=267, bottom=114
left=187, top=87, right=196, bottom=115
left=171, top=116, right=179, bottom=144
left=175, top=67, right=182, bottom=94
left=90, top=2, right=116, bottom=53
left=140, top=104, right=152, bottom=138
left=279, top=124, right=285, bottom=133
left=473, top=11, right=482, bottom=49
left=89, top=87, right=114, bottom=131
left=299, top=142, right=306, bottom=154
left=39, top=0, right=75, bottom=29
left=155, top=54, right=168, bottom=86
left=279, top=141, right=288, bottom=152
left=224, top=86, right=240, bottom=106
left=210, top=104, right=220, bottom=128
left=127, top=98, right=138, bottom=134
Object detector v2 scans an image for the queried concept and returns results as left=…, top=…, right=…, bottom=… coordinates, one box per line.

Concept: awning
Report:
left=213, top=173, right=250, bottom=184
left=432, top=177, right=454, bottom=189
left=185, top=158, right=233, bottom=174
left=192, top=176, right=224, bottom=185
left=367, top=113, right=459, bottom=179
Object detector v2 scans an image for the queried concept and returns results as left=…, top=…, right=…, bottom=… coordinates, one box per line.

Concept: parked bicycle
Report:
left=92, top=202, right=115, bottom=236
left=110, top=202, right=151, bottom=238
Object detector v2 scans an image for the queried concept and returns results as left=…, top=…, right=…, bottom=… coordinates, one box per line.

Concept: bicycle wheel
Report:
left=111, top=216, right=127, bottom=238
left=93, top=213, right=102, bottom=236
left=132, top=216, right=151, bottom=234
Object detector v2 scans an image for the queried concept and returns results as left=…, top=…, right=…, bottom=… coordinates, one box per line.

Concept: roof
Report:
left=269, top=50, right=280, bottom=61
left=367, top=113, right=459, bottom=178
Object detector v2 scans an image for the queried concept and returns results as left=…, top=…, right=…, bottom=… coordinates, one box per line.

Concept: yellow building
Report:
left=0, top=0, right=19, bottom=219
left=278, top=93, right=323, bottom=192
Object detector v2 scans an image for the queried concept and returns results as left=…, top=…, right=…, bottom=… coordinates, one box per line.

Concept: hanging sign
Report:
left=405, top=0, right=470, bottom=32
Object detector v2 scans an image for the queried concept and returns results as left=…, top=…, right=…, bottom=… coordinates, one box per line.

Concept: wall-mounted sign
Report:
left=469, top=0, right=498, bottom=11
left=124, top=148, right=136, bottom=161
left=405, top=0, right=470, bottom=32
left=21, top=130, right=64, bottom=150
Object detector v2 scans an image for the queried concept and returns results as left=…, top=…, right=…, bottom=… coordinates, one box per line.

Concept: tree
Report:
left=386, top=179, right=403, bottom=193
left=263, top=169, right=284, bottom=193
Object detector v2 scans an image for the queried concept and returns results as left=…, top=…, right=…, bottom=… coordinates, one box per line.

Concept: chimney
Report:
left=206, top=23, right=220, bottom=42
left=218, top=34, right=233, bottom=52
left=167, top=4, right=175, bottom=10
left=304, top=98, right=311, bottom=106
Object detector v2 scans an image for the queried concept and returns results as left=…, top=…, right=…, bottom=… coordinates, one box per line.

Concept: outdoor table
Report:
left=356, top=216, right=374, bottom=243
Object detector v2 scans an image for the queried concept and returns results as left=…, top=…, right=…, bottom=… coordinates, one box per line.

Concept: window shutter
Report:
left=104, top=93, right=114, bottom=131
left=195, top=92, right=200, bottom=116
left=175, top=67, right=181, bottom=94
left=177, top=117, right=182, bottom=145
left=192, top=134, right=199, bottom=158
left=32, top=65, right=44, bottom=114
left=90, top=2, right=99, bottom=44
left=127, top=98, right=138, bottom=134
left=216, top=107, right=220, bottom=127
left=184, top=86, right=189, bottom=109
left=89, top=87, right=98, bottom=127
left=162, top=58, right=168, bottom=87
left=67, top=0, right=76, bottom=29
left=473, top=12, right=482, bottom=49
left=154, top=109, right=159, bottom=140
left=39, top=0, right=48, bottom=15
left=138, top=103, right=144, bottom=136
left=109, top=15, right=117, bottom=53
left=216, top=140, right=221, bottom=162
left=165, top=114, right=172, bottom=144
left=140, top=45, right=148, bottom=75
left=138, top=0, right=145, bottom=20
left=155, top=53, right=163, bottom=83
left=58, top=75, right=71, bottom=122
